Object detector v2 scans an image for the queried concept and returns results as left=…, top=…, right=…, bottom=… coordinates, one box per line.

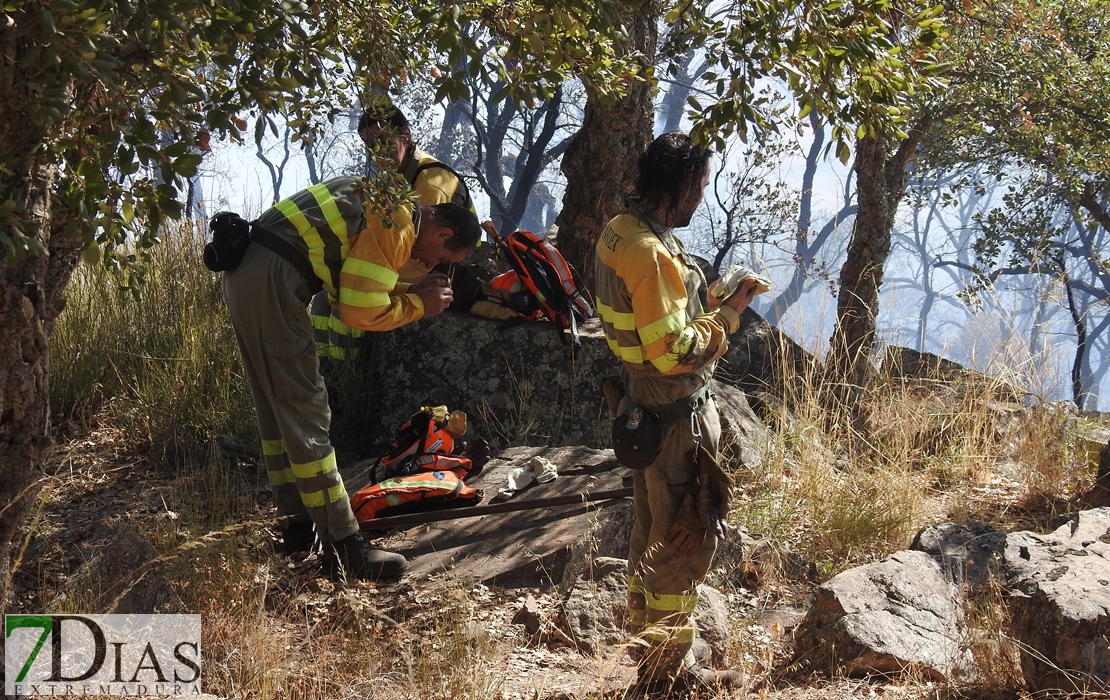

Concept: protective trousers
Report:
left=624, top=373, right=720, bottom=682
left=223, top=242, right=360, bottom=541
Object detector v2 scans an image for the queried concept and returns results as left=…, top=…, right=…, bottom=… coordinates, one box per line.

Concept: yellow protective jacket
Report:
left=308, top=153, right=474, bottom=358
left=594, top=202, right=739, bottom=377
left=256, top=177, right=424, bottom=332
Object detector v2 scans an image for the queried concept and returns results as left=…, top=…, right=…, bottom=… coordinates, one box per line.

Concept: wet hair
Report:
left=428, top=202, right=481, bottom=251
left=631, top=131, right=711, bottom=212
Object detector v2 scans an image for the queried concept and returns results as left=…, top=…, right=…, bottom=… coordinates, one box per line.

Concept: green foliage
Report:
left=938, top=0, right=1110, bottom=193
left=2, top=0, right=640, bottom=270
left=50, top=222, right=255, bottom=455
left=667, top=0, right=950, bottom=159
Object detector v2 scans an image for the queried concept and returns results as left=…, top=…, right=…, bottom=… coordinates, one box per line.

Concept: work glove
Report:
left=469, top=282, right=521, bottom=321
left=692, top=443, right=734, bottom=539
left=664, top=492, right=707, bottom=556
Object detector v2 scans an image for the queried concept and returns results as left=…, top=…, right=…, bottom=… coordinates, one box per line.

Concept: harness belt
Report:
left=648, top=383, right=711, bottom=425
left=250, top=223, right=325, bottom=296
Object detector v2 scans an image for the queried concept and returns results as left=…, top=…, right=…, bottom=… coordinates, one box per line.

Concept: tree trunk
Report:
left=0, top=155, right=56, bottom=612
left=554, top=1, right=658, bottom=289
left=824, top=130, right=922, bottom=433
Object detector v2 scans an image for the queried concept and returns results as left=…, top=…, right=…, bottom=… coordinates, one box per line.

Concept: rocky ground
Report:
left=9, top=413, right=1110, bottom=700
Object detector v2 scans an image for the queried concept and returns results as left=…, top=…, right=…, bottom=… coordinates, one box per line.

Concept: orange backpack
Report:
left=350, top=470, right=484, bottom=520
left=490, top=230, right=594, bottom=343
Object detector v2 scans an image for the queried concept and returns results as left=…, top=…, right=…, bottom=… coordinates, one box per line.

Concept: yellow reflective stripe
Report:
left=597, top=300, right=636, bottom=331
left=644, top=591, right=698, bottom=613
left=328, top=316, right=362, bottom=336
left=291, top=451, right=338, bottom=480
left=339, top=287, right=391, bottom=309
left=302, top=483, right=347, bottom=508
left=628, top=609, right=646, bottom=626
left=312, top=183, right=347, bottom=241
left=380, top=476, right=445, bottom=489
left=641, top=624, right=695, bottom=644
left=638, top=309, right=686, bottom=345
left=317, top=343, right=348, bottom=360
left=627, top=574, right=645, bottom=593
left=267, top=466, right=295, bottom=486
left=278, top=182, right=351, bottom=293
left=649, top=327, right=696, bottom=373
left=261, top=439, right=286, bottom=456
left=606, top=335, right=645, bottom=364
left=275, top=197, right=312, bottom=236
left=312, top=312, right=364, bottom=337
left=344, top=258, right=399, bottom=290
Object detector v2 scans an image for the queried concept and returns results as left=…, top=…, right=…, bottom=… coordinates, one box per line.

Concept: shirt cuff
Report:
left=407, top=292, right=425, bottom=319
left=717, top=305, right=740, bottom=334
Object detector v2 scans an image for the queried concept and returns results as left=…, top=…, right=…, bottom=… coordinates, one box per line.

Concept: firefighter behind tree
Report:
left=594, top=132, right=759, bottom=692
left=309, top=102, right=478, bottom=363
left=223, top=175, right=481, bottom=582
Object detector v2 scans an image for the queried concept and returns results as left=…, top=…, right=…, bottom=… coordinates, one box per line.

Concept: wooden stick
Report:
left=358, top=486, right=633, bottom=531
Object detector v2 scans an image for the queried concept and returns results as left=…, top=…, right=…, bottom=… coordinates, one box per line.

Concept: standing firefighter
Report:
left=594, top=132, right=759, bottom=692
left=310, top=103, right=475, bottom=361
left=223, top=177, right=480, bottom=581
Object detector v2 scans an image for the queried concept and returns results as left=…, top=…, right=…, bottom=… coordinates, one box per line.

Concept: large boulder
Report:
left=713, top=380, right=768, bottom=471
left=715, top=308, right=815, bottom=416
left=1003, top=508, right=1110, bottom=692
left=370, top=310, right=787, bottom=453
left=374, top=314, right=619, bottom=451
left=794, top=550, right=972, bottom=681
left=910, top=521, right=1006, bottom=592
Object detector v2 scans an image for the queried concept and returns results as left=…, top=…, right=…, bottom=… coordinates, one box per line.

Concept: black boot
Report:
left=325, top=535, right=408, bottom=582
left=281, top=521, right=317, bottom=554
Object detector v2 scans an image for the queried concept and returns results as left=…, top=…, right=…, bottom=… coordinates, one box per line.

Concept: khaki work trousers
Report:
left=622, top=372, right=720, bottom=681
left=224, top=242, right=359, bottom=541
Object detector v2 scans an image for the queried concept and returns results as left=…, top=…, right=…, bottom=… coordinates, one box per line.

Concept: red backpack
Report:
left=490, top=230, right=594, bottom=344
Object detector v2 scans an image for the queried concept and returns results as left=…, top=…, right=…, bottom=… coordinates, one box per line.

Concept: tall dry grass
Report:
left=50, top=221, right=256, bottom=457
left=728, top=337, right=1097, bottom=577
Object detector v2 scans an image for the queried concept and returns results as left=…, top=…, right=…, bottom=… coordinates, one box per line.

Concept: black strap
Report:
left=250, top=223, right=324, bottom=296
left=649, top=383, right=711, bottom=424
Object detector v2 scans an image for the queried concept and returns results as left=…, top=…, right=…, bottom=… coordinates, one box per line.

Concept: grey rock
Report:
left=910, top=521, right=1006, bottom=591
left=691, top=583, right=730, bottom=667
left=713, top=380, right=768, bottom=470
left=369, top=310, right=786, bottom=455
left=1003, top=508, right=1110, bottom=693
left=374, top=313, right=619, bottom=451
left=559, top=556, right=629, bottom=655
left=716, top=308, right=815, bottom=414
left=794, top=550, right=971, bottom=681
left=513, top=594, right=543, bottom=636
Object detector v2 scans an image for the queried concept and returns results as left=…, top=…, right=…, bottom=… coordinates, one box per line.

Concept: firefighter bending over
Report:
left=224, top=178, right=479, bottom=582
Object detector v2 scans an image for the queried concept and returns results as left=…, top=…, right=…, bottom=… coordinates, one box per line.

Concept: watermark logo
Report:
left=5, top=614, right=201, bottom=696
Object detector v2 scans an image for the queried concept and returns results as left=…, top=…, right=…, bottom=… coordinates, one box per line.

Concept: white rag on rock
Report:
left=492, top=456, right=559, bottom=501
